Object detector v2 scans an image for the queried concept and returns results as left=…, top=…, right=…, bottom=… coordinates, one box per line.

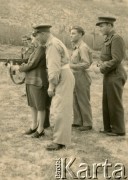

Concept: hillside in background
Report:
left=0, top=0, right=128, bottom=49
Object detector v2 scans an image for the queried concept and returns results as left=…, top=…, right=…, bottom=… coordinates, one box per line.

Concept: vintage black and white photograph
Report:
left=0, top=0, right=128, bottom=179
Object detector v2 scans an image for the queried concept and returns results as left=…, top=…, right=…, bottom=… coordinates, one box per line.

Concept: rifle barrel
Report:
left=0, top=59, right=28, bottom=65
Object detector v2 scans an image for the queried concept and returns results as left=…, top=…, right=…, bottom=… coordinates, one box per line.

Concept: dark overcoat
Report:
left=100, top=30, right=127, bottom=134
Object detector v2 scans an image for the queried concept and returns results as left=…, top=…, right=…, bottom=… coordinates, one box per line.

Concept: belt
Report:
left=61, top=64, right=70, bottom=69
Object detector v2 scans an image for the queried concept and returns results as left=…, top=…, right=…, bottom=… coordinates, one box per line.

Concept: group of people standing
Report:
left=12, top=16, right=127, bottom=151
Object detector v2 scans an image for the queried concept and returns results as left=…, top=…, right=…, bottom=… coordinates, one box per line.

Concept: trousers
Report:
left=73, top=70, right=92, bottom=126
left=103, top=71, right=127, bottom=133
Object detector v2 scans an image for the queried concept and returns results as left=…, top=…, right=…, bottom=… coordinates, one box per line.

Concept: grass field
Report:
left=0, top=46, right=128, bottom=180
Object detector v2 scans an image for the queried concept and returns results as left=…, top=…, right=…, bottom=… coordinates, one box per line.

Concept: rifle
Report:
left=0, top=58, right=28, bottom=85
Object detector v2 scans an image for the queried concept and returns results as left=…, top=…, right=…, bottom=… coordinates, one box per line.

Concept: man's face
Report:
left=99, top=23, right=110, bottom=35
left=70, top=29, right=82, bottom=43
left=35, top=32, right=48, bottom=45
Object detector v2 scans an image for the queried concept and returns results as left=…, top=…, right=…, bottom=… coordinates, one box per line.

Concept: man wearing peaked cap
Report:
left=32, top=25, right=52, bottom=39
left=32, top=24, right=53, bottom=45
left=95, top=17, right=127, bottom=136
left=32, top=24, right=75, bottom=150
left=33, top=24, right=52, bottom=33
left=96, top=16, right=116, bottom=26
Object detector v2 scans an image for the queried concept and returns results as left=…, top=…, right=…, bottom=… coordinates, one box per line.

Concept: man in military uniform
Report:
left=96, top=17, right=127, bottom=136
left=21, top=35, right=35, bottom=59
left=32, top=25, right=75, bottom=150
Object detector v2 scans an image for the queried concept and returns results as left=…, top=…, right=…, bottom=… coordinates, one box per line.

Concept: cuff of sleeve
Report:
left=48, top=83, right=56, bottom=91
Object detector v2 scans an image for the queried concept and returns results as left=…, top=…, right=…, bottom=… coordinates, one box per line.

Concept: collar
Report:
left=73, top=40, right=83, bottom=49
left=45, top=34, right=53, bottom=47
left=105, top=30, right=116, bottom=42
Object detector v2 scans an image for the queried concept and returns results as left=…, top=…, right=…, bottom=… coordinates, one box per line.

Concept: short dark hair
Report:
left=71, top=26, right=85, bottom=36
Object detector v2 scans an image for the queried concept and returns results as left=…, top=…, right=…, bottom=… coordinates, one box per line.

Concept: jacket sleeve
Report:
left=19, top=47, right=44, bottom=72
left=100, top=36, right=125, bottom=74
left=46, top=44, right=61, bottom=91
left=70, top=46, right=91, bottom=70
left=79, top=45, right=91, bottom=69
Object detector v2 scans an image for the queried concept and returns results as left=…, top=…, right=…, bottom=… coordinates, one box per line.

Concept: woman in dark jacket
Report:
left=13, top=37, right=50, bottom=138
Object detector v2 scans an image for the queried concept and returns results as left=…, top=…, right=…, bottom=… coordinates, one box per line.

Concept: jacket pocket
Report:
left=25, top=76, right=42, bottom=87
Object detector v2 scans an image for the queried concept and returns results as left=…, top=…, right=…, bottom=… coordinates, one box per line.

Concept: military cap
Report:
left=96, top=17, right=116, bottom=26
left=70, top=26, right=85, bottom=36
left=33, top=24, right=52, bottom=33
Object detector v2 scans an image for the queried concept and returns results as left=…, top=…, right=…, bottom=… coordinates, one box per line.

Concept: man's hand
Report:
left=79, top=63, right=89, bottom=69
left=48, top=90, right=55, bottom=97
left=89, top=63, right=100, bottom=74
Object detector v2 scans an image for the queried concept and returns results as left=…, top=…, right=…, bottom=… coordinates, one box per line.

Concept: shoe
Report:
left=24, top=128, right=37, bottom=135
left=32, top=130, right=45, bottom=138
left=46, top=143, right=65, bottom=151
left=106, top=132, right=125, bottom=136
left=72, top=124, right=80, bottom=127
left=78, top=126, right=92, bottom=131
left=99, top=130, right=112, bottom=134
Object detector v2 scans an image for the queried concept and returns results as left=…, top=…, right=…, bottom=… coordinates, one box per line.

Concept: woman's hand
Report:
left=48, top=90, right=55, bottom=97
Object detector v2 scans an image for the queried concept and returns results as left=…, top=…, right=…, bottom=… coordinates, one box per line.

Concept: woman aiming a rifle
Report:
left=12, top=35, right=50, bottom=138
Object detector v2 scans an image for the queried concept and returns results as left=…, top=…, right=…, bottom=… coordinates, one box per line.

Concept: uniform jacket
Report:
left=19, top=46, right=48, bottom=87
left=45, top=34, right=69, bottom=91
left=100, top=30, right=127, bottom=82
left=70, top=40, right=92, bottom=72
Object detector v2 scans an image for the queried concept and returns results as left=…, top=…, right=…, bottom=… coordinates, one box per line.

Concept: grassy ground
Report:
left=0, top=46, right=128, bottom=180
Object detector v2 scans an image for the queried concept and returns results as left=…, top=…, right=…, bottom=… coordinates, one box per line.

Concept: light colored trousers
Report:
left=50, top=67, right=75, bottom=145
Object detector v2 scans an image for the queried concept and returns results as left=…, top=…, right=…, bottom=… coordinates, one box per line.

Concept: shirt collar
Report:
left=73, top=40, right=83, bottom=49
left=45, top=34, right=53, bottom=47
